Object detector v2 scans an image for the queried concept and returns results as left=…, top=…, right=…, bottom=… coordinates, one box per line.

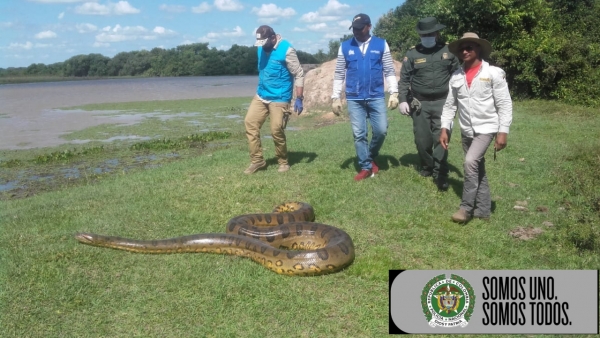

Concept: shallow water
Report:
left=0, top=76, right=257, bottom=150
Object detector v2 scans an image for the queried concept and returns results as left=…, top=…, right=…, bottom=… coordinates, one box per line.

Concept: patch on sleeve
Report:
left=403, top=56, right=408, bottom=62
left=414, top=58, right=426, bottom=64
left=442, top=53, right=449, bottom=59
left=479, top=78, right=491, bottom=82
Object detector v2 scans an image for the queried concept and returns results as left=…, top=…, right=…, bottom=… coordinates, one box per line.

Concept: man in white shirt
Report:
left=440, top=32, right=513, bottom=223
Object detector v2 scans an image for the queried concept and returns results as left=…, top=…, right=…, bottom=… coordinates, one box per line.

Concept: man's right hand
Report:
left=440, top=129, right=450, bottom=150
left=399, top=102, right=410, bottom=116
left=332, top=98, right=342, bottom=116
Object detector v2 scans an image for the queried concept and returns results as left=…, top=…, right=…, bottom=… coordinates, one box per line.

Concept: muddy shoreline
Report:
left=0, top=76, right=257, bottom=150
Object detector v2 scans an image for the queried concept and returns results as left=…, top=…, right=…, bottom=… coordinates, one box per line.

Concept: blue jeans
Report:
left=347, top=98, right=388, bottom=171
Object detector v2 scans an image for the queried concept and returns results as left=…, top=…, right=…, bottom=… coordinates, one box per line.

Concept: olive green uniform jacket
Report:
left=399, top=42, right=459, bottom=103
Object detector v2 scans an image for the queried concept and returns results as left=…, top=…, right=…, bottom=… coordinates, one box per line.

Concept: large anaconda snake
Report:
left=74, top=202, right=355, bottom=276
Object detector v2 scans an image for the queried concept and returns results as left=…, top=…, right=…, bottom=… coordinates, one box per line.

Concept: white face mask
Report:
left=420, top=37, right=436, bottom=48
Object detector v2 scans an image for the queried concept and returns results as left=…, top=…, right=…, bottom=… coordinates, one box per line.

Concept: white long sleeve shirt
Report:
left=441, top=60, right=512, bottom=137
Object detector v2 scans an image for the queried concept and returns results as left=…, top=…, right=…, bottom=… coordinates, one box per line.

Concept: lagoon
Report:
left=0, top=76, right=258, bottom=150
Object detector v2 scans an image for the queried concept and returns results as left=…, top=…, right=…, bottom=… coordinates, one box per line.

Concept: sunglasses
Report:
left=459, top=45, right=477, bottom=52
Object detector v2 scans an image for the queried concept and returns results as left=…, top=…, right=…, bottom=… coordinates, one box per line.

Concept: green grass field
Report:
left=1, top=98, right=598, bottom=337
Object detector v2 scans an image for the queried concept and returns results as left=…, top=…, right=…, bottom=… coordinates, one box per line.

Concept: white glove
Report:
left=387, top=93, right=399, bottom=109
left=332, top=98, right=342, bottom=116
left=399, top=102, right=410, bottom=116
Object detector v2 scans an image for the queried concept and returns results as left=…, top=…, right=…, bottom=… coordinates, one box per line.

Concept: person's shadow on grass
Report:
left=265, top=151, right=317, bottom=167
left=399, top=153, right=463, bottom=178
left=340, top=154, right=400, bottom=172
left=440, top=176, right=499, bottom=213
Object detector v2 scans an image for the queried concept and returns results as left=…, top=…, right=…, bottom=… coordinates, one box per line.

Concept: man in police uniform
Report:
left=398, top=17, right=459, bottom=191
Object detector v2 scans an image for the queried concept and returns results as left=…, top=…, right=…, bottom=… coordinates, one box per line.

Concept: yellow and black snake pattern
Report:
left=74, top=202, right=355, bottom=276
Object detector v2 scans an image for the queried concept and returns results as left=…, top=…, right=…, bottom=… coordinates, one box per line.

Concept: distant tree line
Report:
left=3, top=0, right=598, bottom=107
left=374, top=0, right=600, bottom=107
left=0, top=43, right=325, bottom=78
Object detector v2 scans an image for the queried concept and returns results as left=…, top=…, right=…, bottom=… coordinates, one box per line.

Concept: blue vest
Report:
left=341, top=36, right=386, bottom=100
left=256, top=40, right=293, bottom=103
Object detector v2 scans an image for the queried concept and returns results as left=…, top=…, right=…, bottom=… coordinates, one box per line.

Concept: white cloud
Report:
left=199, top=26, right=245, bottom=42
left=300, top=12, right=340, bottom=23
left=192, top=2, right=211, bottom=13
left=307, top=23, right=328, bottom=32
left=95, top=33, right=132, bottom=42
left=95, top=24, right=176, bottom=43
left=221, top=26, right=244, bottom=37
left=93, top=41, right=110, bottom=47
left=35, top=30, right=58, bottom=39
left=320, top=0, right=351, bottom=15
left=215, top=44, right=235, bottom=51
left=323, top=33, right=340, bottom=39
left=214, top=0, right=243, bottom=12
left=75, top=1, right=140, bottom=15
left=251, top=4, right=295, bottom=24
left=192, top=2, right=212, bottom=14
left=96, top=25, right=146, bottom=42
left=338, top=20, right=351, bottom=28
left=76, top=2, right=110, bottom=15
left=76, top=23, right=98, bottom=33
left=159, top=4, right=186, bottom=13
left=8, top=41, right=34, bottom=50
left=300, top=0, right=350, bottom=23
left=113, top=1, right=140, bottom=14
left=153, top=26, right=176, bottom=35
left=58, top=12, right=65, bottom=19
left=1, top=21, right=15, bottom=28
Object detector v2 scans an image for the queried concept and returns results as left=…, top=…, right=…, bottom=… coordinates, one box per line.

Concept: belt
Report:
left=412, top=92, right=448, bottom=101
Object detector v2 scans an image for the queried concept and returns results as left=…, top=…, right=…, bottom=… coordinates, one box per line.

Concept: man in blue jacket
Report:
left=331, top=14, right=399, bottom=181
left=244, top=25, right=304, bottom=174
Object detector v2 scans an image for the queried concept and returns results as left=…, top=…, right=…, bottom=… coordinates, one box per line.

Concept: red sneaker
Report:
left=354, top=169, right=373, bottom=181
left=371, top=161, right=379, bottom=174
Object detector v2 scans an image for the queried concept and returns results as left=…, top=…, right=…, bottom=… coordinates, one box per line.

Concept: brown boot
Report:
left=243, top=161, right=267, bottom=174
left=277, top=164, right=290, bottom=173
left=451, top=208, right=472, bottom=223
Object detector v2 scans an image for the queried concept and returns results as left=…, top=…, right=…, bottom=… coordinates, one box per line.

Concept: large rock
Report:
left=301, top=59, right=402, bottom=114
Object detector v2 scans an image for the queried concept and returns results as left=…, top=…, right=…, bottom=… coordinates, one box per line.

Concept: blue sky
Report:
left=1, top=0, right=400, bottom=68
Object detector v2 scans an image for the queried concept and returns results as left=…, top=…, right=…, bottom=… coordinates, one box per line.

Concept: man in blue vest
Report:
left=244, top=25, right=305, bottom=174
left=331, top=13, right=399, bottom=181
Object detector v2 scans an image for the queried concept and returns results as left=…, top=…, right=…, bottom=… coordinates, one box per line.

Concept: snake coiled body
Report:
left=74, top=202, right=355, bottom=276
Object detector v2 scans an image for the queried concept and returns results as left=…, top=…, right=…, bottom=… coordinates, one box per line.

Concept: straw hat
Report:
left=448, top=32, right=492, bottom=59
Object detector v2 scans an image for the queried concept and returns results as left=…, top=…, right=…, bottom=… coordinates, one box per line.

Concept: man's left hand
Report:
left=495, top=132, right=508, bottom=151
left=387, top=93, right=399, bottom=110
left=294, top=97, right=303, bottom=115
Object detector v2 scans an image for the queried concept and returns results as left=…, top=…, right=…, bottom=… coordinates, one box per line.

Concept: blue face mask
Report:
left=421, top=37, right=436, bottom=48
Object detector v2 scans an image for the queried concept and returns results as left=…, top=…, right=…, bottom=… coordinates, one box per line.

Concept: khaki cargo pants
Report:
left=244, top=95, right=289, bottom=165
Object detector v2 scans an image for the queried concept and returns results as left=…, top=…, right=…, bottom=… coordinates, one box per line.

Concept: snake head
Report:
left=74, top=232, right=94, bottom=244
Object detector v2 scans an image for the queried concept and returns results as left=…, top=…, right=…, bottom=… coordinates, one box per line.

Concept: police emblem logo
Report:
left=421, top=274, right=475, bottom=328
left=403, top=56, right=408, bottom=62
left=443, top=53, right=448, bottom=59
